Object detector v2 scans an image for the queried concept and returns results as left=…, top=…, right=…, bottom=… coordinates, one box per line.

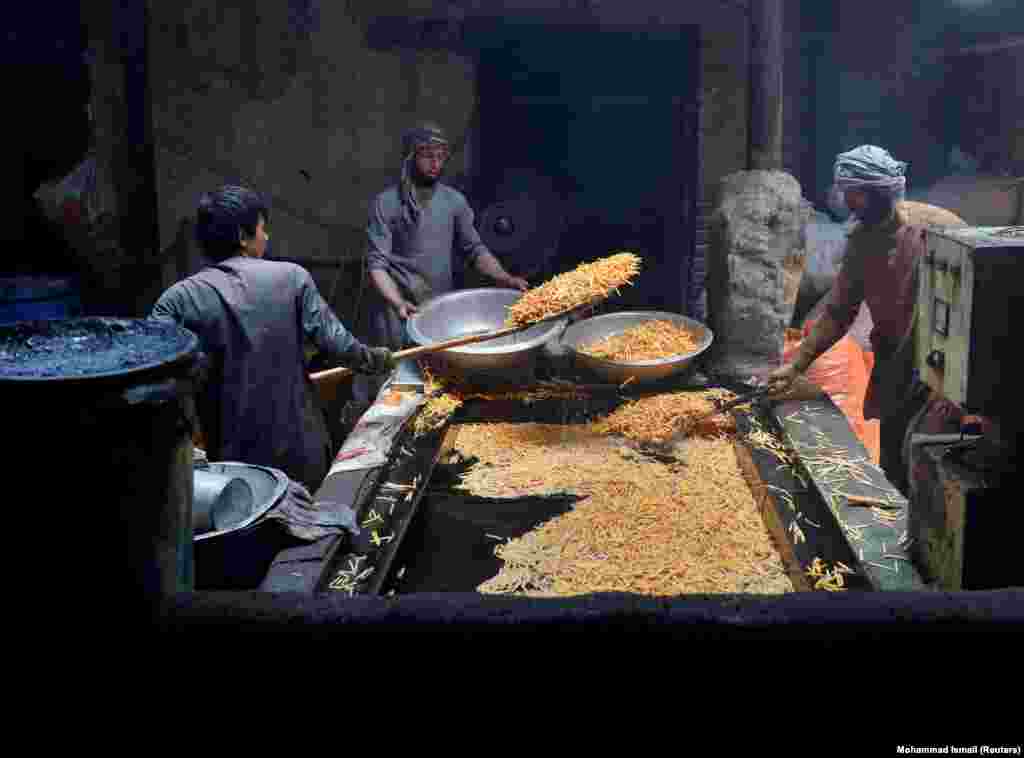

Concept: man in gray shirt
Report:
left=151, top=185, right=392, bottom=492
left=354, top=122, right=528, bottom=405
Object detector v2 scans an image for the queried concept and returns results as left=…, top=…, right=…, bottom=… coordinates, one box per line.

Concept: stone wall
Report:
left=81, top=0, right=1021, bottom=316
left=81, top=0, right=843, bottom=319
left=146, top=1, right=478, bottom=324
left=129, top=0, right=760, bottom=322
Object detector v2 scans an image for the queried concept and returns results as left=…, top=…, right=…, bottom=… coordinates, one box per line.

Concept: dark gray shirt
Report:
left=367, top=183, right=488, bottom=295
left=363, top=184, right=489, bottom=349
left=150, top=256, right=368, bottom=491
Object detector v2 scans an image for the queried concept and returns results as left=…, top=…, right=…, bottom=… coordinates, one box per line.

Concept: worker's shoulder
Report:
left=371, top=185, right=402, bottom=206
left=151, top=272, right=209, bottom=318
left=437, top=183, right=469, bottom=206
left=202, top=257, right=306, bottom=287
left=258, top=257, right=304, bottom=273
left=248, top=257, right=311, bottom=285
left=157, top=273, right=203, bottom=301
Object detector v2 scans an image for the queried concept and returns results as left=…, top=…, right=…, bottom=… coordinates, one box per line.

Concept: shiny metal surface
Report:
left=193, top=462, right=290, bottom=542
left=560, top=311, right=714, bottom=385
left=193, top=469, right=255, bottom=534
left=407, top=288, right=565, bottom=384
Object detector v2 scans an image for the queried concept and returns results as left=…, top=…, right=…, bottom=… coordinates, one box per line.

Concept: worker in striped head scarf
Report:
left=352, top=122, right=528, bottom=410
left=829, top=145, right=908, bottom=225
left=768, top=145, right=968, bottom=496
left=399, top=122, right=451, bottom=227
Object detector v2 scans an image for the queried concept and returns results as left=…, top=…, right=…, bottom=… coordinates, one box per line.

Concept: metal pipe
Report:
left=1014, top=178, right=1023, bottom=226
left=955, top=37, right=1024, bottom=57
left=910, top=433, right=982, bottom=448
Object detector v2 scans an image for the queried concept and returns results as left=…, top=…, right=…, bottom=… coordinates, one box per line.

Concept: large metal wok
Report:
left=406, top=288, right=567, bottom=385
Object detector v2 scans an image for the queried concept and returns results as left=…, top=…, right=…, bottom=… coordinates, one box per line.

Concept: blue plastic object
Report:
left=0, top=275, right=81, bottom=325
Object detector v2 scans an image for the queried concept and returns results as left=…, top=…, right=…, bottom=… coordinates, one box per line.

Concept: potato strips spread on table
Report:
left=450, top=418, right=792, bottom=597
left=591, top=389, right=738, bottom=443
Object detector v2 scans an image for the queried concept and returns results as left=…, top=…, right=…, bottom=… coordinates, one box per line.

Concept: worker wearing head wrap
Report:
left=831, top=145, right=908, bottom=224
left=398, top=123, right=450, bottom=228
left=353, top=122, right=529, bottom=408
left=767, top=146, right=964, bottom=495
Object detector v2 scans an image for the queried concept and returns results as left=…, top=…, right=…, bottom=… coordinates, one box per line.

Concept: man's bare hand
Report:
left=396, top=301, right=418, bottom=320
left=504, top=275, right=530, bottom=292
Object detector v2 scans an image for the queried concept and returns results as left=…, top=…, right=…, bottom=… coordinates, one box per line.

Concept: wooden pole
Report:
left=749, top=0, right=784, bottom=170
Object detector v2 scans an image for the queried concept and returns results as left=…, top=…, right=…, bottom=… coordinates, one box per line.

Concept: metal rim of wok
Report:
left=0, top=317, right=199, bottom=383
left=561, top=310, right=714, bottom=370
left=406, top=288, right=566, bottom=354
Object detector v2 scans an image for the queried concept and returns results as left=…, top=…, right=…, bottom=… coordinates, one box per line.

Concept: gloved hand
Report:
left=360, top=346, right=396, bottom=376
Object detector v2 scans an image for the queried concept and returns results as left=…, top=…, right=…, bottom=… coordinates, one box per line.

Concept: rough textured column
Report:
left=705, top=170, right=810, bottom=381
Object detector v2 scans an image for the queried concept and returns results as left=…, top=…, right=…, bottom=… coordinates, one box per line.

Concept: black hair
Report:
left=194, top=185, right=270, bottom=261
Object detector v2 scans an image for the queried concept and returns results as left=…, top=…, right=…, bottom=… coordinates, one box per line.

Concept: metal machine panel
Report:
left=917, top=227, right=1023, bottom=416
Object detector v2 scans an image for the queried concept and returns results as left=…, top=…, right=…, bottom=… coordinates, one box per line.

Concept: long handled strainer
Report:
left=311, top=251, right=641, bottom=386
left=309, top=298, right=600, bottom=385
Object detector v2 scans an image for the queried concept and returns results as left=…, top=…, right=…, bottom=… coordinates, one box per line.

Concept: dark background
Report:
left=470, top=20, right=700, bottom=313
left=9, top=1, right=91, bottom=275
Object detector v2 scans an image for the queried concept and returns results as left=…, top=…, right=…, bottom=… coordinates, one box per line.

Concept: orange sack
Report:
left=783, top=322, right=879, bottom=463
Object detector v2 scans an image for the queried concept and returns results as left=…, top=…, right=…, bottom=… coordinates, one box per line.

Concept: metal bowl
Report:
left=193, top=469, right=255, bottom=535
left=193, top=462, right=290, bottom=542
left=407, top=288, right=566, bottom=386
left=560, top=311, right=714, bottom=385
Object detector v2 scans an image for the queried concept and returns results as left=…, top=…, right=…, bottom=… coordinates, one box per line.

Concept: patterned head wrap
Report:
left=833, top=145, right=908, bottom=199
left=400, top=123, right=450, bottom=227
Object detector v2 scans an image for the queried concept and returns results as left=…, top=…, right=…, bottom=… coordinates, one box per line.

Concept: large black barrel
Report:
left=0, top=317, right=200, bottom=626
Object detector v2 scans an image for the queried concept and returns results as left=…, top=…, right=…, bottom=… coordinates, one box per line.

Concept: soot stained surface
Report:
left=0, top=318, right=194, bottom=378
left=394, top=491, right=581, bottom=594
left=389, top=456, right=582, bottom=594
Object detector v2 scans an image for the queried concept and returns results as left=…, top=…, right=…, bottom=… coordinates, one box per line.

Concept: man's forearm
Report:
left=793, top=312, right=847, bottom=372
left=474, top=251, right=513, bottom=284
left=369, top=269, right=407, bottom=309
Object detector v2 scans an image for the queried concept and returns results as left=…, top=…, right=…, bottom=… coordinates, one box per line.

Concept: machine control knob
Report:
left=926, top=350, right=945, bottom=370
left=493, top=217, right=515, bottom=236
